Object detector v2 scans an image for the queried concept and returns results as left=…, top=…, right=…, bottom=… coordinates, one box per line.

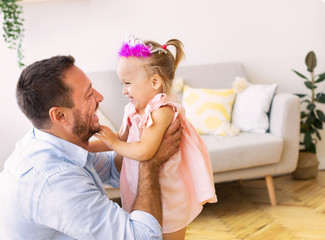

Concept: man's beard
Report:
left=72, top=110, right=100, bottom=144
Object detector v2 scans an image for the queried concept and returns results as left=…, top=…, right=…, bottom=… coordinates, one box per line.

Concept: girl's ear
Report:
left=151, top=74, right=163, bottom=90
left=49, top=107, right=69, bottom=126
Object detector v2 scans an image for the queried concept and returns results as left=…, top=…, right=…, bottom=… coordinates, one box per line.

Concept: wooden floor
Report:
left=185, top=170, right=325, bottom=240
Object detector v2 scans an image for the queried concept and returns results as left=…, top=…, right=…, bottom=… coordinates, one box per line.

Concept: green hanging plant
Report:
left=293, top=51, right=325, bottom=153
left=0, top=0, right=25, bottom=68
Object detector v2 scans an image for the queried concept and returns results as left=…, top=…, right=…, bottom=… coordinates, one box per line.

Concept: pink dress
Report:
left=120, top=93, right=217, bottom=233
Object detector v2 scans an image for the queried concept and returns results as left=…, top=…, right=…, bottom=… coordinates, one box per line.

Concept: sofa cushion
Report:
left=231, top=83, right=278, bottom=133
left=174, top=62, right=248, bottom=101
left=175, top=62, right=248, bottom=89
left=182, top=85, right=236, bottom=135
left=202, top=132, right=283, bottom=173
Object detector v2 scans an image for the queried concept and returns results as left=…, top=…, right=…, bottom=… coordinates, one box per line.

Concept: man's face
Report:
left=64, top=65, right=104, bottom=145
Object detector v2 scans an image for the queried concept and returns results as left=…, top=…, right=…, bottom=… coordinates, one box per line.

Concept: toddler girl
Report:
left=89, top=35, right=217, bottom=240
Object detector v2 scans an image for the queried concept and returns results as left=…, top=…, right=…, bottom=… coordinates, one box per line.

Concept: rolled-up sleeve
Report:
left=130, top=210, right=162, bottom=239
left=91, top=151, right=120, bottom=188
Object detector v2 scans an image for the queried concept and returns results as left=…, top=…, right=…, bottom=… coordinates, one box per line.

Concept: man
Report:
left=0, top=55, right=182, bottom=239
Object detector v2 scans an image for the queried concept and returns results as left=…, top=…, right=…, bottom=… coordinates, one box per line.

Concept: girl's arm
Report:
left=87, top=128, right=119, bottom=152
left=88, top=122, right=130, bottom=153
left=95, top=106, right=174, bottom=161
left=87, top=139, right=113, bottom=152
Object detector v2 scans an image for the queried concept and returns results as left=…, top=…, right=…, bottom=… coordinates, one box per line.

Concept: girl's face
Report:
left=117, top=57, right=161, bottom=114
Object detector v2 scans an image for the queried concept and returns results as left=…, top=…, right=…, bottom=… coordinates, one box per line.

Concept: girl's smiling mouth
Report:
left=126, top=96, right=134, bottom=102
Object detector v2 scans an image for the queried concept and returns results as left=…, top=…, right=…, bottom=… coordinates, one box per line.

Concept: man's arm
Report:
left=132, top=116, right=182, bottom=225
left=38, top=118, right=181, bottom=240
left=114, top=153, right=123, bottom=173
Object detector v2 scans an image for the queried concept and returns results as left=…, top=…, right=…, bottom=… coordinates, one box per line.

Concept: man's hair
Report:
left=16, top=55, right=75, bottom=129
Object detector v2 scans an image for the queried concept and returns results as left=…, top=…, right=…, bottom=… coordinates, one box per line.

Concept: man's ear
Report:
left=49, top=107, right=69, bottom=125
left=151, top=74, right=163, bottom=90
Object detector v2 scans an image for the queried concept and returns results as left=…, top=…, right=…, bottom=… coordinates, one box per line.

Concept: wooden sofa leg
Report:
left=265, top=175, right=277, bottom=206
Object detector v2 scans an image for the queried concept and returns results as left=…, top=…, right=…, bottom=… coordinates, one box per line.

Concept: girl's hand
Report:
left=94, top=125, right=119, bottom=149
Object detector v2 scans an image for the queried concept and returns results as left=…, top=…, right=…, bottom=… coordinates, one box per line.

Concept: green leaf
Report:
left=302, top=126, right=318, bottom=153
left=315, top=72, right=325, bottom=83
left=307, top=103, right=315, bottom=111
left=0, top=0, right=25, bottom=67
left=306, top=112, right=316, bottom=125
left=304, top=81, right=317, bottom=89
left=305, top=51, right=317, bottom=72
left=313, top=118, right=323, bottom=129
left=306, top=143, right=316, bottom=153
left=315, top=129, right=322, bottom=140
left=293, top=70, right=308, bottom=80
left=301, top=111, right=307, bottom=119
left=301, top=99, right=311, bottom=104
left=304, top=131, right=313, bottom=149
left=295, top=94, right=307, bottom=98
left=316, top=93, right=325, bottom=103
left=316, top=110, right=325, bottom=122
left=300, top=122, right=308, bottom=133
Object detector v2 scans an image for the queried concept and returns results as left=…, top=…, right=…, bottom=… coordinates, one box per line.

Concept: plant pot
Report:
left=292, top=151, right=319, bottom=180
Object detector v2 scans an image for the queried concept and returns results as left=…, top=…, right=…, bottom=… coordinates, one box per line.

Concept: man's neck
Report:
left=40, top=127, right=89, bottom=150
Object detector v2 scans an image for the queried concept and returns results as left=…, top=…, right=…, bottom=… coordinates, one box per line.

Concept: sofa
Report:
left=87, top=62, right=300, bottom=206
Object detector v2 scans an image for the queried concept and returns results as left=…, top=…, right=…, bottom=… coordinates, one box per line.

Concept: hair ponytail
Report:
left=143, top=39, right=185, bottom=94
left=165, top=39, right=185, bottom=72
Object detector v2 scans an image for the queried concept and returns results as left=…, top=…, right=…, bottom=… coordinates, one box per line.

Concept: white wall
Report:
left=1, top=0, right=325, bottom=171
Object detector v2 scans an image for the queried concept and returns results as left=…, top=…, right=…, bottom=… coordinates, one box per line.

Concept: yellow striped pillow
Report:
left=182, top=85, right=236, bottom=135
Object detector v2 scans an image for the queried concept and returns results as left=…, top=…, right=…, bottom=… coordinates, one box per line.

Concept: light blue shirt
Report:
left=0, top=128, right=162, bottom=240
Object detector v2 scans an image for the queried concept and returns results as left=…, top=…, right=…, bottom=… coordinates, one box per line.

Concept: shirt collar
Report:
left=33, top=128, right=89, bottom=167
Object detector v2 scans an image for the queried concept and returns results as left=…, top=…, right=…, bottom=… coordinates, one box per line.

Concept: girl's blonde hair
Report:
left=143, top=39, right=185, bottom=94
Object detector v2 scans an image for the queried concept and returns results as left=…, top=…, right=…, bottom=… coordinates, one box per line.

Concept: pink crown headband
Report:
left=118, top=34, right=167, bottom=58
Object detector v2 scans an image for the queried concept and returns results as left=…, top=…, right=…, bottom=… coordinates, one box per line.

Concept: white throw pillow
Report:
left=182, top=85, right=238, bottom=136
left=231, top=82, right=278, bottom=133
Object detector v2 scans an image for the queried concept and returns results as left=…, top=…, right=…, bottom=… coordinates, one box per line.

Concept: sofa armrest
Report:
left=269, top=93, right=300, bottom=138
left=269, top=93, right=300, bottom=171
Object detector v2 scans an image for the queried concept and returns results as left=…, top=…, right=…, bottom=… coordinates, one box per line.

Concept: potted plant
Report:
left=0, top=0, right=25, bottom=67
left=292, top=51, right=325, bottom=179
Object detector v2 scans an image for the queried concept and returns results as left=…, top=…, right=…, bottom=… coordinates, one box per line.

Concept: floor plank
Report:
left=185, top=170, right=325, bottom=240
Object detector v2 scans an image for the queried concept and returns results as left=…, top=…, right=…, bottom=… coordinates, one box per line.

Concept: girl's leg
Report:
left=163, top=227, right=187, bottom=240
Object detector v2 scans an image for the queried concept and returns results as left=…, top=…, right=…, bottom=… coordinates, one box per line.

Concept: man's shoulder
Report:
left=35, top=153, right=83, bottom=179
left=8, top=134, right=83, bottom=181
